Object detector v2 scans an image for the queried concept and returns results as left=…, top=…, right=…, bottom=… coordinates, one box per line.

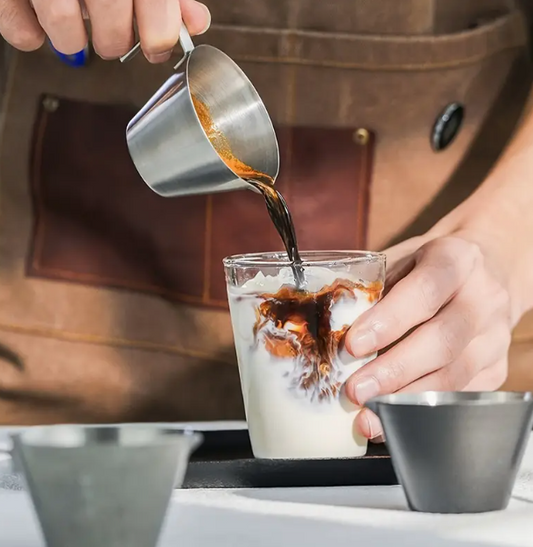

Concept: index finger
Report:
left=345, top=238, right=480, bottom=358
left=134, top=0, right=210, bottom=63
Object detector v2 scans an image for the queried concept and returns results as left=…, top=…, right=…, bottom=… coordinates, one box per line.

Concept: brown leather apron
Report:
left=0, top=0, right=530, bottom=424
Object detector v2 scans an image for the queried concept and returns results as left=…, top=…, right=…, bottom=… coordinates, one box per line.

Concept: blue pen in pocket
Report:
left=50, top=43, right=90, bottom=67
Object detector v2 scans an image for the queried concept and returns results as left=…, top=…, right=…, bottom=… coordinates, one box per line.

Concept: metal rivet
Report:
left=431, top=103, right=464, bottom=152
left=43, top=96, right=60, bottom=113
left=353, top=128, right=370, bottom=146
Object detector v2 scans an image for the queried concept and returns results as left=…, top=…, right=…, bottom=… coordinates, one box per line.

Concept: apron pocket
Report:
left=28, top=96, right=375, bottom=307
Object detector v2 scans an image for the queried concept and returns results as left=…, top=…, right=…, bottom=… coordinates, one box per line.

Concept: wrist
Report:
left=428, top=194, right=533, bottom=326
left=458, top=223, right=532, bottom=326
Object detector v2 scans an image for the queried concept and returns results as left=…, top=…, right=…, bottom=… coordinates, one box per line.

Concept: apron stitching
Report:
left=286, top=0, right=300, bottom=29
left=28, top=99, right=50, bottom=274
left=25, top=262, right=230, bottom=304
left=203, top=195, right=213, bottom=302
left=0, top=51, right=20, bottom=248
left=356, top=134, right=371, bottom=249
left=209, top=15, right=517, bottom=41
left=285, top=48, right=296, bottom=203
left=0, top=322, right=237, bottom=364
left=226, top=46, right=523, bottom=72
left=283, top=0, right=298, bottom=204
left=429, top=0, right=437, bottom=33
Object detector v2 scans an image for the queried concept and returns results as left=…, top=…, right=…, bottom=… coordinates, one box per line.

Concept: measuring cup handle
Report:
left=178, top=25, right=195, bottom=55
left=119, top=23, right=195, bottom=64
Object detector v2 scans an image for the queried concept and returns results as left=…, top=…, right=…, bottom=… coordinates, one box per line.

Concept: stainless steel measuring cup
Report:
left=366, top=391, right=533, bottom=513
left=7, top=424, right=202, bottom=547
left=120, top=26, right=279, bottom=197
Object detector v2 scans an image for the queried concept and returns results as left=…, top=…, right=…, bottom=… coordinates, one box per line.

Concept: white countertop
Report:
left=1, top=423, right=532, bottom=547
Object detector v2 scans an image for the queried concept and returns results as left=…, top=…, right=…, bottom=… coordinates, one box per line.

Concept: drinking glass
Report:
left=224, top=251, right=386, bottom=459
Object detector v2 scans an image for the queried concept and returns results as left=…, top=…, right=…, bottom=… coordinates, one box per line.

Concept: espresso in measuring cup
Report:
left=192, top=96, right=305, bottom=288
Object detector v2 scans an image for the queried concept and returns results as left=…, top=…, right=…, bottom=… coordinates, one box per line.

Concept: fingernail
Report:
left=365, top=412, right=383, bottom=439
left=353, top=376, right=380, bottom=405
left=146, top=51, right=172, bottom=63
left=197, top=3, right=212, bottom=35
left=347, top=329, right=376, bottom=357
left=370, top=433, right=385, bottom=444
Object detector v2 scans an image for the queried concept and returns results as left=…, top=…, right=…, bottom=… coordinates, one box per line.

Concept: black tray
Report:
left=182, top=428, right=397, bottom=489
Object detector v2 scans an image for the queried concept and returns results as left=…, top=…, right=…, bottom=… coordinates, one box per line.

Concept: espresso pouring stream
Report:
left=192, top=96, right=305, bottom=288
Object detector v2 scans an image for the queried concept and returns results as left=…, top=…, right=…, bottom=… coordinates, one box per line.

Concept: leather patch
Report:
left=28, top=95, right=374, bottom=308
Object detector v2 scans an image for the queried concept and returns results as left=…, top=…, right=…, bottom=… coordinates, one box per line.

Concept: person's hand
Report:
left=344, top=232, right=515, bottom=441
left=0, top=0, right=211, bottom=62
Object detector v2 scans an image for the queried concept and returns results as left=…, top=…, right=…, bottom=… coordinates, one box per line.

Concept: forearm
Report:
left=430, top=86, right=533, bottom=321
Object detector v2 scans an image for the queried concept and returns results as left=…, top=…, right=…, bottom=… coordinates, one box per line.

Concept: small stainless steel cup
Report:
left=366, top=391, right=533, bottom=514
left=11, top=424, right=202, bottom=547
left=120, top=27, right=279, bottom=197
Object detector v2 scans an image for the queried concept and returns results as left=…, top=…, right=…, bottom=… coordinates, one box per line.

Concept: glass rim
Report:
left=223, top=250, right=386, bottom=269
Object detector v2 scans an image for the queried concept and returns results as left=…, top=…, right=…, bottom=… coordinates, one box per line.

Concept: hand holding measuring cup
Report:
left=0, top=0, right=211, bottom=62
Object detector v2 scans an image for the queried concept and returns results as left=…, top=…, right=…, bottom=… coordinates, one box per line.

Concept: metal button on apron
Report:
left=431, top=103, right=464, bottom=152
